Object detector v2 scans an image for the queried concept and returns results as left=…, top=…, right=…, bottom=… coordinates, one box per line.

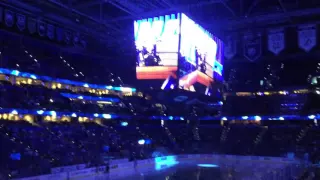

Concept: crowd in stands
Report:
left=0, top=28, right=319, bottom=180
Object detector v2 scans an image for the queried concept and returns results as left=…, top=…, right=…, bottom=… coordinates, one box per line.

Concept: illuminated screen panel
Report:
left=134, top=13, right=180, bottom=80
left=178, top=13, right=223, bottom=94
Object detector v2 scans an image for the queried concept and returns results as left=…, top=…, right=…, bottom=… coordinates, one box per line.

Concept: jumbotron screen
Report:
left=134, top=13, right=180, bottom=80
left=178, top=13, right=224, bottom=94
left=134, top=13, right=223, bottom=93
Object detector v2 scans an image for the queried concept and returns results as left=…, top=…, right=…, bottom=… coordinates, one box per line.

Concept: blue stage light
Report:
left=197, top=164, right=219, bottom=168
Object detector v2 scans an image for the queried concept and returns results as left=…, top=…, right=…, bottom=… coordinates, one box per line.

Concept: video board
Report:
left=134, top=13, right=180, bottom=80
left=178, top=13, right=223, bottom=94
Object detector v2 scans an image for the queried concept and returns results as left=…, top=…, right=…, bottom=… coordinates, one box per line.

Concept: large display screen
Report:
left=134, top=13, right=180, bottom=80
left=178, top=13, right=223, bottom=94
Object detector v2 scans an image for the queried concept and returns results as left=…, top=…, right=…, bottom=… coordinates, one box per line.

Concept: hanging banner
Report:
left=38, top=20, right=46, bottom=37
left=56, top=27, right=64, bottom=42
left=268, top=28, right=285, bottom=55
left=28, top=17, right=37, bottom=34
left=64, top=31, right=72, bottom=44
left=298, top=24, right=317, bottom=52
left=16, top=14, right=26, bottom=31
left=47, top=24, right=55, bottom=40
left=243, top=33, right=262, bottom=62
left=4, top=9, right=14, bottom=27
left=224, top=35, right=237, bottom=60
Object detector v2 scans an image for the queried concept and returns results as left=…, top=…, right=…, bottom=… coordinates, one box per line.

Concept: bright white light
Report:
left=83, top=84, right=89, bottom=88
left=138, top=139, right=145, bottom=145
left=93, top=113, right=99, bottom=117
left=197, top=164, right=219, bottom=168
left=222, top=117, right=227, bottom=121
left=254, top=116, right=261, bottom=121
left=106, top=86, right=113, bottom=90
left=11, top=70, right=20, bottom=76
left=121, top=122, right=128, bottom=126
left=102, top=114, right=111, bottom=119
left=30, top=75, right=37, bottom=79
left=50, top=111, right=56, bottom=116
left=78, top=96, right=83, bottom=99
left=279, top=117, right=284, bottom=120
left=120, top=87, right=132, bottom=92
left=242, top=116, right=248, bottom=120
left=11, top=110, right=18, bottom=115
left=71, top=113, right=77, bottom=117
left=308, top=115, right=316, bottom=119
left=37, top=110, right=44, bottom=115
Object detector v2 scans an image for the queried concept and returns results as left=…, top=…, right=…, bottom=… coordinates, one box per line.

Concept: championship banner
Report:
left=38, top=20, right=46, bottom=37
left=47, top=24, right=55, bottom=40
left=268, top=28, right=285, bottom=55
left=243, top=33, right=262, bottom=62
left=28, top=17, right=37, bottom=34
left=298, top=24, right=317, bottom=52
left=224, top=35, right=237, bottom=60
left=16, top=14, right=26, bottom=31
left=4, top=9, right=14, bottom=27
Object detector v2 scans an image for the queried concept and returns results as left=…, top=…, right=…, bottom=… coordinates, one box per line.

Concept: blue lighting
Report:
left=242, top=116, right=249, bottom=120
left=102, top=114, right=112, bottom=119
left=83, top=84, right=89, bottom=88
left=221, top=117, right=227, bottom=121
left=93, top=113, right=99, bottom=117
left=11, top=70, right=20, bottom=76
left=121, top=122, right=128, bottom=126
left=36, top=110, right=44, bottom=115
left=49, top=111, right=56, bottom=116
left=71, top=113, right=77, bottom=117
left=197, top=164, right=219, bottom=168
left=254, top=116, right=262, bottom=121
left=308, top=115, right=316, bottom=119
left=180, top=117, right=184, bottom=120
left=169, top=116, right=173, bottom=120
left=30, top=75, right=37, bottom=79
left=0, top=68, right=136, bottom=92
left=11, top=110, right=18, bottom=115
left=154, top=155, right=179, bottom=171
left=60, top=93, right=120, bottom=103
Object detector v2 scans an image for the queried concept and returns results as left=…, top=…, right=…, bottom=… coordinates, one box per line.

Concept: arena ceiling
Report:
left=3, top=0, right=320, bottom=51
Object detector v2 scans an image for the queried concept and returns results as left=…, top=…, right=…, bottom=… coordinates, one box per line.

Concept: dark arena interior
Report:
left=1, top=0, right=320, bottom=179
